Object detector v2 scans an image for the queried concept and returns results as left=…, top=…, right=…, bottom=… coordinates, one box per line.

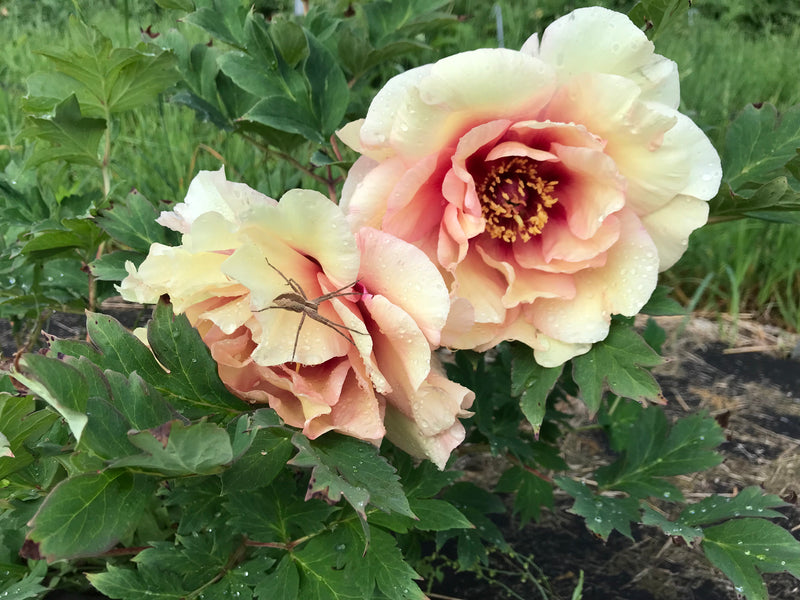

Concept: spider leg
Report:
left=305, top=310, right=368, bottom=343
left=290, top=311, right=306, bottom=363
left=312, top=280, right=363, bottom=304
left=265, top=257, right=307, bottom=299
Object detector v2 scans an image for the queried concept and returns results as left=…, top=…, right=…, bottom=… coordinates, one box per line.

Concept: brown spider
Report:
left=255, top=258, right=367, bottom=363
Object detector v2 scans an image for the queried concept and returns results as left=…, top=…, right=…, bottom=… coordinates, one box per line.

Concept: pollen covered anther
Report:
left=478, top=156, right=559, bottom=243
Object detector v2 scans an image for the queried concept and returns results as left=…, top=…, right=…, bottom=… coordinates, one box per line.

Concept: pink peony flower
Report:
left=338, top=7, right=722, bottom=367
left=119, top=169, right=473, bottom=468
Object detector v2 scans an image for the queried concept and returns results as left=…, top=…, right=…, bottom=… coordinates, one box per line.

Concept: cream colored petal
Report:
left=117, top=245, right=236, bottom=312
left=532, top=334, right=592, bottom=368
left=641, top=194, right=709, bottom=270
left=531, top=7, right=679, bottom=107
left=615, top=109, right=720, bottom=216
left=242, top=189, right=361, bottom=287
left=383, top=368, right=474, bottom=469
left=358, top=49, right=556, bottom=161
left=157, top=167, right=276, bottom=232
left=357, top=228, right=450, bottom=345
left=336, top=118, right=366, bottom=154
left=196, top=295, right=254, bottom=335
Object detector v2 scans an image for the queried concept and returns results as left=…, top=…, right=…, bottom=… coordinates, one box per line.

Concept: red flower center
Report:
left=477, top=156, right=559, bottom=243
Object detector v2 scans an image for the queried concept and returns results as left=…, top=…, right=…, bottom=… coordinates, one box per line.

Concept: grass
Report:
left=1, top=0, right=799, bottom=331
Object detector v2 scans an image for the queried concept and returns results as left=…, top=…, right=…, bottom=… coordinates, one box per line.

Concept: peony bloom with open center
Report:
left=338, top=7, right=722, bottom=366
left=119, top=169, right=473, bottom=468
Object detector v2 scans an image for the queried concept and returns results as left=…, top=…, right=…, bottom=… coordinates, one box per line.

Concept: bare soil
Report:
left=2, top=309, right=800, bottom=600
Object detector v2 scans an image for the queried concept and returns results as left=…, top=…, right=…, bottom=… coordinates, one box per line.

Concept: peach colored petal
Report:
left=383, top=154, right=449, bottom=243
left=531, top=209, right=658, bottom=343
left=356, top=228, right=450, bottom=345
left=540, top=213, right=621, bottom=264
left=383, top=366, right=474, bottom=469
left=451, top=249, right=509, bottom=325
left=339, top=156, right=396, bottom=232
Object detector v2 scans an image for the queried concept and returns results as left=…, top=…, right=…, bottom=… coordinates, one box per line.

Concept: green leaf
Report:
left=254, top=555, right=298, bottom=600
left=627, top=0, right=690, bottom=40
left=147, top=299, right=248, bottom=414
left=0, top=393, right=59, bottom=479
left=640, top=286, right=685, bottom=316
left=702, top=518, right=800, bottom=600
left=15, top=354, right=89, bottom=441
left=595, top=407, right=724, bottom=499
left=407, top=498, right=473, bottom=532
left=20, top=95, right=105, bottom=167
left=0, top=561, right=48, bottom=599
left=723, top=104, right=800, bottom=191
left=225, top=477, right=336, bottom=543
left=290, top=433, right=414, bottom=541
left=221, top=423, right=293, bottom=493
left=640, top=504, right=702, bottom=544
left=27, top=470, right=156, bottom=561
left=183, top=1, right=246, bottom=49
left=96, top=190, right=177, bottom=253
left=495, top=466, right=554, bottom=525
left=572, top=322, right=663, bottom=412
left=30, top=17, right=177, bottom=116
left=510, top=344, right=563, bottom=435
left=555, top=477, right=640, bottom=540
left=304, top=31, right=349, bottom=137
left=88, top=564, right=187, bottom=600
left=111, top=420, right=233, bottom=476
left=155, top=0, right=194, bottom=10
left=368, top=527, right=425, bottom=600
left=678, top=487, right=787, bottom=527
left=293, top=524, right=371, bottom=600
left=90, top=250, right=144, bottom=281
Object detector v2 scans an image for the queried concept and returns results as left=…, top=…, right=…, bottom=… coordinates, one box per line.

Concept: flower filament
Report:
left=478, top=156, right=559, bottom=243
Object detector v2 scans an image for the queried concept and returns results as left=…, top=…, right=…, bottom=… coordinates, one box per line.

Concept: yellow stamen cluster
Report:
left=479, top=157, right=559, bottom=243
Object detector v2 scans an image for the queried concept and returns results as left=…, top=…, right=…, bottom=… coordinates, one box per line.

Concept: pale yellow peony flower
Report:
left=119, top=169, right=473, bottom=468
left=338, top=7, right=722, bottom=367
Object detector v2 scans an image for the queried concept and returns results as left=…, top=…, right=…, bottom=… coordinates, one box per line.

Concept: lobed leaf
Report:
left=15, top=354, right=89, bottom=442
left=555, top=477, right=640, bottom=540
left=27, top=470, right=157, bottom=561
left=111, top=420, right=234, bottom=477
left=19, top=95, right=105, bottom=168
left=96, top=189, right=178, bottom=253
left=702, top=518, right=800, bottom=600
left=572, top=322, right=662, bottom=412
left=678, top=487, right=787, bottom=527
left=640, top=504, right=702, bottom=544
left=290, top=433, right=414, bottom=542
left=595, top=407, right=724, bottom=499
left=510, top=343, right=563, bottom=435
